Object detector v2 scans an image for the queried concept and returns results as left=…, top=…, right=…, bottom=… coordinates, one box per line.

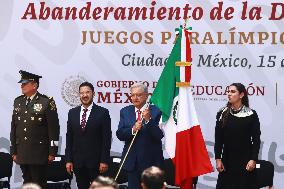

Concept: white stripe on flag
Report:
left=177, top=87, right=200, bottom=132
left=163, top=96, right=178, bottom=158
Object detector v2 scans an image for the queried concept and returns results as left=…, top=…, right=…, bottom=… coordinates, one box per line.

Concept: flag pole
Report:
left=115, top=130, right=139, bottom=181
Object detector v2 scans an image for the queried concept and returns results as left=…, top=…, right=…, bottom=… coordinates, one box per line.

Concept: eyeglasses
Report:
left=130, top=93, right=146, bottom=98
left=79, top=91, right=93, bottom=96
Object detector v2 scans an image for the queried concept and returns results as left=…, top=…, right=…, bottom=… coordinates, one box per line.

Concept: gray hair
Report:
left=130, top=82, right=148, bottom=93
left=22, top=183, right=41, bottom=189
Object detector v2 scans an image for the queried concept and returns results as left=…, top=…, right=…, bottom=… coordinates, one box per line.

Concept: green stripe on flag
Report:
left=150, top=28, right=183, bottom=122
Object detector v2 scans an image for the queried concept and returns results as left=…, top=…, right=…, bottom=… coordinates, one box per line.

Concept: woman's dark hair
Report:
left=79, top=81, right=94, bottom=92
left=221, top=83, right=249, bottom=127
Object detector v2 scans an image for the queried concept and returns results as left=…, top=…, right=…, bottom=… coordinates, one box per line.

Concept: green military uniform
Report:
left=10, top=93, right=60, bottom=164
left=10, top=70, right=60, bottom=189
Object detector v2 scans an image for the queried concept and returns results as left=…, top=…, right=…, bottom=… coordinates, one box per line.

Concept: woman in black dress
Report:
left=214, top=83, right=261, bottom=189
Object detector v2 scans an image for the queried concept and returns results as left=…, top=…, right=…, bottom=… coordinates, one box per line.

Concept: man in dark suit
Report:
left=65, top=81, right=112, bottom=189
left=10, top=70, right=60, bottom=189
left=116, top=83, right=164, bottom=189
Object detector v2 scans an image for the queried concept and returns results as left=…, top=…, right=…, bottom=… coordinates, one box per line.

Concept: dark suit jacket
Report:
left=65, top=103, right=111, bottom=168
left=116, top=105, right=164, bottom=172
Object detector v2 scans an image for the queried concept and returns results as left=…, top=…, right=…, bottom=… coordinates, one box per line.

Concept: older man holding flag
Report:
left=150, top=25, right=213, bottom=189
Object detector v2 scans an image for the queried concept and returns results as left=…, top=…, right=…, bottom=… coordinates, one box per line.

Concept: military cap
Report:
left=18, top=70, right=42, bottom=84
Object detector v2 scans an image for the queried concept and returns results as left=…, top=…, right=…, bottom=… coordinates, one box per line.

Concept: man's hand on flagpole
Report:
left=133, top=121, right=142, bottom=134
left=142, top=108, right=151, bottom=122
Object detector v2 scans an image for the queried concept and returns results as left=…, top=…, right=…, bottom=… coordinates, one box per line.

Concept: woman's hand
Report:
left=246, top=160, right=256, bottom=171
left=216, top=159, right=225, bottom=172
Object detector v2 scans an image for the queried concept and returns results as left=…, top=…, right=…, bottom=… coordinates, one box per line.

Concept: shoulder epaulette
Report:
left=38, top=93, right=50, bottom=99
left=15, top=95, right=24, bottom=100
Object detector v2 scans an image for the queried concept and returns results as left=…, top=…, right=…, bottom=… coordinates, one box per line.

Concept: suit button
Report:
left=25, top=111, right=27, bottom=113
left=24, top=120, right=27, bottom=123
left=24, top=128, right=27, bottom=132
left=24, top=137, right=27, bottom=140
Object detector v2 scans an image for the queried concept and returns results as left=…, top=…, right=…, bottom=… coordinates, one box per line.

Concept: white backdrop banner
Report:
left=0, top=0, right=283, bottom=188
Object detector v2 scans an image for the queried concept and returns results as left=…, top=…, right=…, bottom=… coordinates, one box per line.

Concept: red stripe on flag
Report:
left=173, top=125, right=213, bottom=189
left=185, top=30, right=192, bottom=62
left=184, top=30, right=191, bottom=83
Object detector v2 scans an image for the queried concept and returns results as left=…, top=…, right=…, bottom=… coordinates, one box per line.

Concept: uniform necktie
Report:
left=81, top=108, right=88, bottom=131
left=137, top=109, right=141, bottom=121
left=26, top=98, right=31, bottom=106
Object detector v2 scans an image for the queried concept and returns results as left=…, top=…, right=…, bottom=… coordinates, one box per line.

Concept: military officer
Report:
left=10, top=70, right=60, bottom=189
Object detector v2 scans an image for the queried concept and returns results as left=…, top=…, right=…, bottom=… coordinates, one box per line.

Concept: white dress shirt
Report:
left=132, top=104, right=150, bottom=135
left=26, top=92, right=37, bottom=105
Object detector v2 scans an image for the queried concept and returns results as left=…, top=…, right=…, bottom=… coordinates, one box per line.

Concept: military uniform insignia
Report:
left=14, top=107, right=21, bottom=112
left=38, top=118, right=42, bottom=122
left=49, top=99, right=57, bottom=111
left=31, top=117, right=35, bottom=121
left=33, top=104, right=43, bottom=112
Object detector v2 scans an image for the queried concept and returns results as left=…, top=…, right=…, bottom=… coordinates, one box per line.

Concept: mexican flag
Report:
left=150, top=26, right=213, bottom=189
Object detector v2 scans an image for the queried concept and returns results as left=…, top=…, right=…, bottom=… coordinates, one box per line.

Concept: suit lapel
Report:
left=149, top=105, right=153, bottom=117
left=128, top=105, right=136, bottom=126
left=74, top=106, right=81, bottom=129
left=86, top=103, right=99, bottom=129
left=85, top=103, right=96, bottom=129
